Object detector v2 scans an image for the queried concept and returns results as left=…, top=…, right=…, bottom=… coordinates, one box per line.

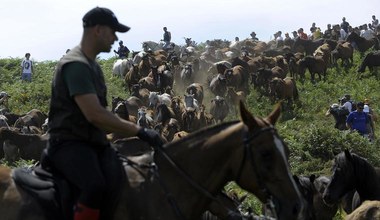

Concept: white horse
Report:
left=137, top=107, right=155, bottom=129
left=184, top=94, right=199, bottom=112
left=112, top=58, right=134, bottom=77
left=148, top=92, right=172, bottom=109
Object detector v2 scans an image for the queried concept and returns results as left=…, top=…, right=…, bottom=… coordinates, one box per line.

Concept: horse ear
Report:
left=239, top=101, right=259, bottom=129
left=309, top=174, right=316, bottom=183
left=266, top=102, right=282, bottom=125
left=344, top=149, right=353, bottom=161
left=293, top=175, right=300, bottom=183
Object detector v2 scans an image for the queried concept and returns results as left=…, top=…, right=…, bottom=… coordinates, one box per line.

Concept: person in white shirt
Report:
left=21, top=53, right=33, bottom=82
left=340, top=94, right=353, bottom=112
left=360, top=24, right=375, bottom=40
left=339, top=26, right=347, bottom=41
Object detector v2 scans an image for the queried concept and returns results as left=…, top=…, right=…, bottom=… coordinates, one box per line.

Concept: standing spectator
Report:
left=339, top=25, right=347, bottom=41
left=364, top=98, right=376, bottom=120
left=162, top=26, right=171, bottom=51
left=324, top=24, right=333, bottom=39
left=275, top=31, right=284, bottom=48
left=21, top=53, right=33, bottom=82
left=113, top=40, right=130, bottom=58
left=346, top=102, right=371, bottom=138
left=250, top=31, right=259, bottom=41
left=297, top=28, right=308, bottom=40
left=310, top=22, right=317, bottom=33
left=372, top=15, right=379, bottom=29
left=284, top=32, right=293, bottom=47
left=340, top=95, right=353, bottom=113
left=341, top=17, right=350, bottom=33
left=43, top=7, right=163, bottom=220
left=363, top=104, right=375, bottom=141
left=312, top=27, right=322, bottom=40
left=291, top=31, right=298, bottom=39
left=360, top=24, right=375, bottom=40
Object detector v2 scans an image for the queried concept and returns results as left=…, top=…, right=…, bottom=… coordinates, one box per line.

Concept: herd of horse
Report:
left=1, top=30, right=380, bottom=219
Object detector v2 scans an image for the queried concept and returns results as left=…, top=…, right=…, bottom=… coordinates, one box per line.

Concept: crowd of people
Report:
left=266, top=15, right=380, bottom=47
left=337, top=94, right=376, bottom=141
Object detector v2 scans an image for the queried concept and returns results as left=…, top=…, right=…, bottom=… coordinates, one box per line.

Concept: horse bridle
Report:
left=149, top=124, right=280, bottom=220
left=236, top=125, right=280, bottom=219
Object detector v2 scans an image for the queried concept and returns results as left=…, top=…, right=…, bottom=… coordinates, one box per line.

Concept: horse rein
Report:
left=152, top=124, right=282, bottom=220
left=152, top=139, right=259, bottom=220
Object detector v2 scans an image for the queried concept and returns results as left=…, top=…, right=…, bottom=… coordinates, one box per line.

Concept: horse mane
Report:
left=165, top=120, right=239, bottom=149
left=337, top=152, right=377, bottom=182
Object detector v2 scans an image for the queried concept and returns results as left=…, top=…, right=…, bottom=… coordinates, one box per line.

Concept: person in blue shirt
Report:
left=346, top=102, right=370, bottom=137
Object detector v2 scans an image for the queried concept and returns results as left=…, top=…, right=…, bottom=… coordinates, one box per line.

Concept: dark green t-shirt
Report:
left=62, top=62, right=96, bottom=96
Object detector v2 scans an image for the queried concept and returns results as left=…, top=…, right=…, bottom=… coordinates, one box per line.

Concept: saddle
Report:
left=12, top=164, right=74, bottom=220
left=12, top=149, right=125, bottom=220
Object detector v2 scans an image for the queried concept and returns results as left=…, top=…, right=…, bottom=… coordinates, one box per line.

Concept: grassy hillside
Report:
left=1, top=51, right=379, bottom=218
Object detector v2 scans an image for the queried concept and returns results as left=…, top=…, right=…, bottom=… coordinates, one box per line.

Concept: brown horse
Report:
left=0, top=127, right=47, bottom=164
left=346, top=200, right=380, bottom=220
left=269, top=77, right=299, bottom=103
left=298, top=56, right=327, bottom=83
left=13, top=109, right=47, bottom=129
left=124, top=64, right=141, bottom=93
left=0, top=102, right=304, bottom=220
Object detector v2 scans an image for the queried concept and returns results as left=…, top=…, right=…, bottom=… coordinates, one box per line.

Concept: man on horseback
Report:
left=45, top=7, right=163, bottom=220
left=162, top=26, right=171, bottom=51
left=113, top=40, right=130, bottom=58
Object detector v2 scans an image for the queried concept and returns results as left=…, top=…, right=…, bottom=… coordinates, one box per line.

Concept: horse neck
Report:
left=352, top=156, right=380, bottom=199
left=155, top=122, right=243, bottom=213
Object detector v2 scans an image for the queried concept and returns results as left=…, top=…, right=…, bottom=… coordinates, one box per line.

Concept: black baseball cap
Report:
left=82, top=7, right=130, bottom=33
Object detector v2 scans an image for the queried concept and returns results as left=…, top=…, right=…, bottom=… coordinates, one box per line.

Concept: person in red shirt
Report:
left=297, top=28, right=308, bottom=40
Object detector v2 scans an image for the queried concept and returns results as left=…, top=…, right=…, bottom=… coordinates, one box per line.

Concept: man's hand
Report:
left=137, top=128, right=164, bottom=148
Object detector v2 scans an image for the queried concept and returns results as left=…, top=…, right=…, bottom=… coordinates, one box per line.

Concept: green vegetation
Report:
left=0, top=50, right=379, bottom=218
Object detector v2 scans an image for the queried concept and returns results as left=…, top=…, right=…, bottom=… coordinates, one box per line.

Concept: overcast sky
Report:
left=0, top=0, right=378, bottom=61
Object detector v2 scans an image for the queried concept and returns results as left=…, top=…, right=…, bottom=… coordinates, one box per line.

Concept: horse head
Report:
left=230, top=102, right=304, bottom=219
left=137, top=108, right=152, bottom=128
left=323, top=150, right=358, bottom=206
left=111, top=96, right=124, bottom=113
left=149, top=92, right=159, bottom=109
left=114, top=101, right=129, bottom=120
left=181, top=64, right=193, bottom=81
left=182, top=108, right=197, bottom=132
left=323, top=150, right=370, bottom=205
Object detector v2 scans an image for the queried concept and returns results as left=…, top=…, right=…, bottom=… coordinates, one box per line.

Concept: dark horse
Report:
left=346, top=32, right=380, bottom=55
left=323, top=150, right=380, bottom=211
left=292, top=38, right=325, bottom=55
left=0, top=102, right=304, bottom=220
left=357, top=50, right=380, bottom=73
